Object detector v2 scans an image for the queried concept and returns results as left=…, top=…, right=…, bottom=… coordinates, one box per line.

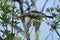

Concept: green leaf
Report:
left=52, top=13, right=56, bottom=17
left=17, top=29, right=23, bottom=33
left=33, top=19, right=41, bottom=26
left=46, top=8, right=50, bottom=12
left=50, top=7, right=54, bottom=12
left=0, top=6, right=5, bottom=10
left=0, top=30, right=3, bottom=33
left=0, top=16, right=3, bottom=20
left=8, top=33, right=14, bottom=39
left=56, top=8, right=60, bottom=12
left=16, top=9, right=20, bottom=12
left=3, top=30, right=10, bottom=35
left=50, top=28, right=53, bottom=31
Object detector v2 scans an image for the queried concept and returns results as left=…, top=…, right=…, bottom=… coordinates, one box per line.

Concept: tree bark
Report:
left=24, top=22, right=30, bottom=40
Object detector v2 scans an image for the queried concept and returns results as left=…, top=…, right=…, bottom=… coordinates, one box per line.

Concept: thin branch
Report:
left=51, top=27, right=60, bottom=37
left=41, top=0, right=48, bottom=12
left=14, top=26, right=24, bottom=32
left=55, top=29, right=60, bottom=37
left=26, top=0, right=30, bottom=11
left=51, top=20, right=60, bottom=37
left=2, top=24, right=6, bottom=30
left=31, top=0, right=36, bottom=10
left=19, top=0, right=24, bottom=15
left=24, top=4, right=32, bottom=12
left=53, top=0, right=56, bottom=6
left=13, top=0, right=24, bottom=15
left=45, top=31, right=52, bottom=40
left=14, top=25, right=24, bottom=35
left=11, top=0, right=15, bottom=33
left=52, top=30, right=54, bottom=40
left=24, top=0, right=36, bottom=12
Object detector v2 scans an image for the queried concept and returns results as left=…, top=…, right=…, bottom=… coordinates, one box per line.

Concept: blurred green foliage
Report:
left=46, top=7, right=54, bottom=12
left=33, top=19, right=41, bottom=27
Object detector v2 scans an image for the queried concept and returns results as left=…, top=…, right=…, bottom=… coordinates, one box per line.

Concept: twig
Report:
left=41, top=0, right=48, bottom=12
left=45, top=31, right=52, bottom=40
left=52, top=30, right=54, bottom=40
left=55, top=29, right=60, bottom=37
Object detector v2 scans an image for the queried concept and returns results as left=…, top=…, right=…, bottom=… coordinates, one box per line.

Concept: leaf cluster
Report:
left=46, top=7, right=54, bottom=12
left=33, top=19, right=41, bottom=27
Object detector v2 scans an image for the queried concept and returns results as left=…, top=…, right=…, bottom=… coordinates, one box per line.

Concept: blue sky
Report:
left=0, top=0, right=60, bottom=40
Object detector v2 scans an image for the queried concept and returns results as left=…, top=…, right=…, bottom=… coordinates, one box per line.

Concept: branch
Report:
left=19, top=0, right=24, bottom=15
left=14, top=26, right=24, bottom=32
left=55, top=29, right=60, bottom=37
left=13, top=11, right=53, bottom=20
left=24, top=4, right=32, bottom=12
left=51, top=26, right=60, bottom=37
left=45, top=31, right=52, bottom=40
left=19, top=11, right=53, bottom=19
left=13, top=0, right=24, bottom=15
left=24, top=0, right=36, bottom=12
left=41, top=0, right=48, bottom=12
